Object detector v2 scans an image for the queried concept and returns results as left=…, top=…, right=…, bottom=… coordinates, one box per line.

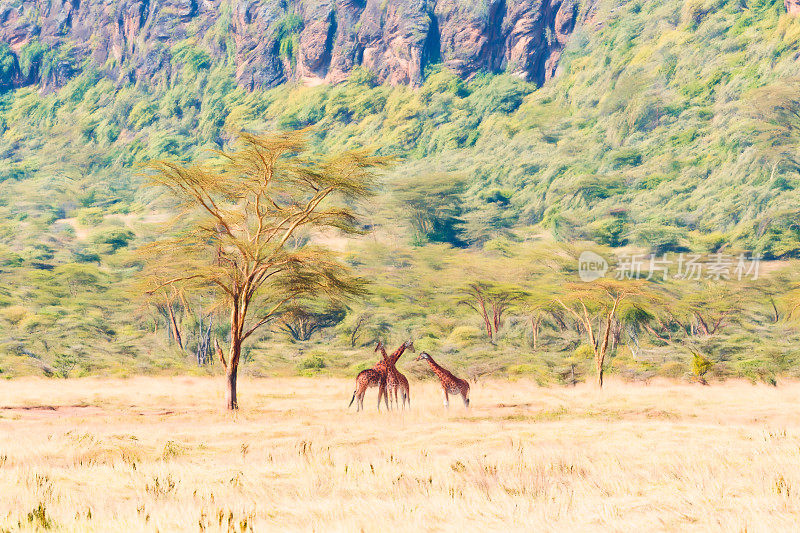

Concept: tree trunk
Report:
left=551, top=311, right=567, bottom=332
left=350, top=318, right=362, bottom=347
left=478, top=299, right=493, bottom=341
left=695, top=312, right=710, bottom=335
left=165, top=300, right=184, bottom=350
left=531, top=315, right=541, bottom=350
left=225, top=367, right=238, bottom=410
left=217, top=335, right=241, bottom=410
left=597, top=361, right=604, bottom=387
left=225, top=338, right=241, bottom=410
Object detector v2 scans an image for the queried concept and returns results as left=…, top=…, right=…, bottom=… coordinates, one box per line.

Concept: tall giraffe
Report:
left=415, top=352, right=470, bottom=408
left=348, top=341, right=390, bottom=411
left=378, top=340, right=414, bottom=409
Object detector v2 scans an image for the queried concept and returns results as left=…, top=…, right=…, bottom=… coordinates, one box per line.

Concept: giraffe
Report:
left=378, top=340, right=414, bottom=409
left=415, top=352, right=470, bottom=408
left=348, top=341, right=390, bottom=411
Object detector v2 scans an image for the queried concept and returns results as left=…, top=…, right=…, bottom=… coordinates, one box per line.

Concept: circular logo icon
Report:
left=578, top=251, right=608, bottom=282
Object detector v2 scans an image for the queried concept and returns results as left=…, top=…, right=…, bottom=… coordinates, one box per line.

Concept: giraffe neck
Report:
left=426, top=356, right=448, bottom=378
left=390, top=343, right=407, bottom=364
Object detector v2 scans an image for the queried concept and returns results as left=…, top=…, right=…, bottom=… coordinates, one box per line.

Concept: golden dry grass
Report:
left=2, top=377, right=800, bottom=531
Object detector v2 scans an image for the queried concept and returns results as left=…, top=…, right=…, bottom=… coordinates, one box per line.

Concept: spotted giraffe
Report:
left=378, top=340, right=414, bottom=409
left=348, top=342, right=390, bottom=412
left=415, top=352, right=470, bottom=408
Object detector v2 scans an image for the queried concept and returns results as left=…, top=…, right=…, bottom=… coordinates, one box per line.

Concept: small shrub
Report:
left=736, top=359, right=777, bottom=385
left=573, top=344, right=595, bottom=359
left=593, top=216, right=629, bottom=247
left=162, top=441, right=185, bottom=460
left=0, top=306, right=28, bottom=325
left=632, top=223, right=687, bottom=254
left=507, top=363, right=537, bottom=375
left=352, top=361, right=372, bottom=374
left=299, top=354, right=326, bottom=371
left=508, top=362, right=551, bottom=385
left=348, top=66, right=377, bottom=88
left=691, top=352, right=713, bottom=385
left=91, top=229, right=135, bottom=252
left=447, top=326, right=483, bottom=344
left=75, top=207, right=104, bottom=226
left=658, top=360, right=686, bottom=379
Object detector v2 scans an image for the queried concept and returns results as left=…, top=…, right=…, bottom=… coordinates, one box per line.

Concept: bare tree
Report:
left=347, top=312, right=371, bottom=347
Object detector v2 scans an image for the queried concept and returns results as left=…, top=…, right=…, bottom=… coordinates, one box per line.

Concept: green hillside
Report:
left=2, top=0, right=800, bottom=381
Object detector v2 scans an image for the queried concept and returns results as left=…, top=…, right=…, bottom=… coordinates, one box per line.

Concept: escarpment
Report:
left=0, top=0, right=581, bottom=92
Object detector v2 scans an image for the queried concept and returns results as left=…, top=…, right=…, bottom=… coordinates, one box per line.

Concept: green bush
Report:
left=736, top=359, right=777, bottom=385
left=171, top=41, right=212, bottom=73
left=658, top=360, right=686, bottom=379
left=447, top=326, right=483, bottom=345
left=299, top=354, right=326, bottom=371
left=76, top=208, right=104, bottom=227
left=574, top=345, right=595, bottom=359
left=91, top=229, right=135, bottom=252
left=0, top=43, right=15, bottom=83
left=276, top=14, right=303, bottom=65
left=593, top=215, right=629, bottom=247
left=632, top=223, right=687, bottom=254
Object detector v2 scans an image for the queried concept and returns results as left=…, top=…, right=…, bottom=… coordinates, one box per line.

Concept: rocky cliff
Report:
left=0, top=0, right=582, bottom=92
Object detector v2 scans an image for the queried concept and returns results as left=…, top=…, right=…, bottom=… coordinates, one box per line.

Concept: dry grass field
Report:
left=2, top=377, right=800, bottom=532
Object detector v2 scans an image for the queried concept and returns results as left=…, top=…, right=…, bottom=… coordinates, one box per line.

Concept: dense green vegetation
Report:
left=2, top=0, right=800, bottom=383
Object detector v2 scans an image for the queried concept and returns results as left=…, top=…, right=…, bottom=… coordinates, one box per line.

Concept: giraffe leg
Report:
left=442, top=389, right=449, bottom=409
left=463, top=393, right=469, bottom=408
left=378, top=382, right=390, bottom=411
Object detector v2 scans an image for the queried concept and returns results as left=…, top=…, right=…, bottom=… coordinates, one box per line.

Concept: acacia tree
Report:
left=748, top=79, right=800, bottom=181
left=556, top=279, right=650, bottom=387
left=671, top=281, right=746, bottom=336
left=459, top=282, right=525, bottom=342
left=279, top=302, right=346, bottom=341
left=521, top=282, right=560, bottom=350
left=141, top=131, right=387, bottom=409
left=394, top=173, right=467, bottom=246
left=527, top=300, right=561, bottom=350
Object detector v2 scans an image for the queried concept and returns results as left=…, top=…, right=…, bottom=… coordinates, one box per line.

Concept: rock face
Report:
left=0, top=0, right=580, bottom=92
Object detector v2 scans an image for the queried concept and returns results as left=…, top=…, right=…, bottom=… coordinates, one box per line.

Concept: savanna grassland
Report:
left=2, top=377, right=800, bottom=531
